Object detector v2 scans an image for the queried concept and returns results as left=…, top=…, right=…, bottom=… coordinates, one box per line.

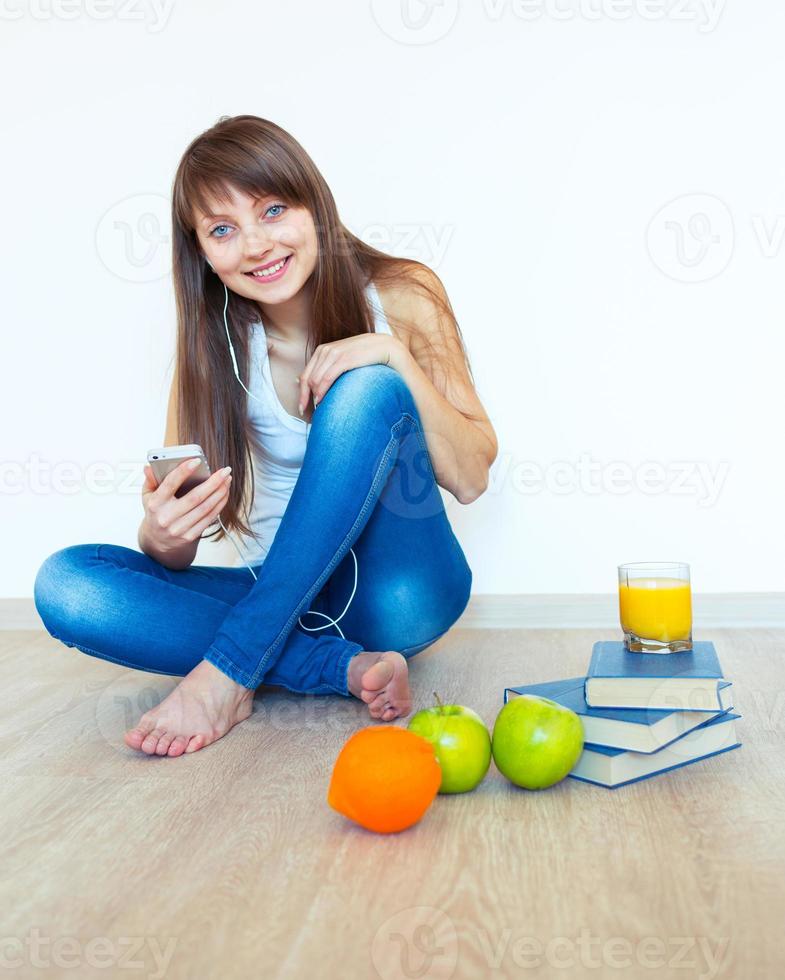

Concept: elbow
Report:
left=456, top=450, right=493, bottom=505
left=456, top=473, right=489, bottom=506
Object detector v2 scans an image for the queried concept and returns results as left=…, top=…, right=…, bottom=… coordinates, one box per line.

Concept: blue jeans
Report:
left=33, top=365, right=473, bottom=696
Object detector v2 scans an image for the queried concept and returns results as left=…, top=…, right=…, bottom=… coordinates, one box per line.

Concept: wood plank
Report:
left=0, top=628, right=782, bottom=979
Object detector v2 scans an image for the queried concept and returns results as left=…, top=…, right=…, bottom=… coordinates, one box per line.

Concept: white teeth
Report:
left=250, top=257, right=287, bottom=278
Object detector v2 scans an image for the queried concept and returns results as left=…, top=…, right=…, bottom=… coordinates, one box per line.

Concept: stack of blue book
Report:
left=504, top=641, right=741, bottom=788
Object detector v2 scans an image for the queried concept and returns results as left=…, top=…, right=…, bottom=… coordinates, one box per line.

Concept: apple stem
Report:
left=433, top=692, right=445, bottom=711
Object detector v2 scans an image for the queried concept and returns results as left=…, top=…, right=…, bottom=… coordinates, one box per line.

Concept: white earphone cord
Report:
left=212, top=276, right=358, bottom=640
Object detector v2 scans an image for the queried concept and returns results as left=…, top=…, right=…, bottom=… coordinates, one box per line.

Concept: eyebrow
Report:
left=200, top=194, right=273, bottom=223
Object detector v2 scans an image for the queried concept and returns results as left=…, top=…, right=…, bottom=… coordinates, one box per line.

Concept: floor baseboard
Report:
left=5, top=593, right=784, bottom=631
left=454, top=593, right=785, bottom=629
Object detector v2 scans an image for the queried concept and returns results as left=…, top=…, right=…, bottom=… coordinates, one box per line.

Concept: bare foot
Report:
left=123, top=660, right=255, bottom=757
left=347, top=651, right=412, bottom=722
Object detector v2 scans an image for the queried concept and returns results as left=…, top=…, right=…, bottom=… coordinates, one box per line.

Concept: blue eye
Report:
left=208, top=204, right=286, bottom=239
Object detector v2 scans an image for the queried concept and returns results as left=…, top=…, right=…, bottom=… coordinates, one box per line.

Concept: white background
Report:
left=2, top=0, right=783, bottom=597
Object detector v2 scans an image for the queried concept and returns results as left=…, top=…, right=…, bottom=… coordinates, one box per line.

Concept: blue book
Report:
left=569, top=711, right=741, bottom=788
left=585, top=641, right=726, bottom=710
left=504, top=677, right=734, bottom=753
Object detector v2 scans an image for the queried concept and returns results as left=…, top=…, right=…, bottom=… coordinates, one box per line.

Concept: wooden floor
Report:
left=1, top=628, right=783, bottom=979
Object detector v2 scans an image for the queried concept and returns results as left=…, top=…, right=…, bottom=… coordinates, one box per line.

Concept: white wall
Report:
left=2, top=0, right=782, bottom=597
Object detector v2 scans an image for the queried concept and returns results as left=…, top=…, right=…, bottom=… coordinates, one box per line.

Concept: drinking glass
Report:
left=618, top=562, right=693, bottom=653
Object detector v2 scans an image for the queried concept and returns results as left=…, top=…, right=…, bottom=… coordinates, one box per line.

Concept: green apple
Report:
left=408, top=695, right=492, bottom=794
left=492, top=695, right=584, bottom=790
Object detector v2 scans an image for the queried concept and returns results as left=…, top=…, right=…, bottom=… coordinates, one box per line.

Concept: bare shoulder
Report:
left=373, top=265, right=452, bottom=352
left=373, top=266, right=498, bottom=460
left=373, top=280, right=410, bottom=350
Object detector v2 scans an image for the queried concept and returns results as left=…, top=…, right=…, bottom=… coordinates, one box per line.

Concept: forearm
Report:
left=389, top=343, right=494, bottom=504
left=137, top=519, right=199, bottom=571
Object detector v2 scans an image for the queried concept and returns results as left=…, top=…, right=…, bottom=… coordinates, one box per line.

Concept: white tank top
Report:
left=238, top=280, right=393, bottom=565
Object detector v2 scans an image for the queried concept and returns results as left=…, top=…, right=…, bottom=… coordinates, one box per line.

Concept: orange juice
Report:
left=618, top=577, right=692, bottom=643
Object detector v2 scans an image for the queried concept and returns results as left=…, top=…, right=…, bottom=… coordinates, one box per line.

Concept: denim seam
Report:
left=245, top=411, right=417, bottom=687
left=204, top=646, right=254, bottom=688
left=404, top=411, right=439, bottom=485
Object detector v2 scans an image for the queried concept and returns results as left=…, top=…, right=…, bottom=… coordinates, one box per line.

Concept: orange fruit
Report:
left=327, top=726, right=442, bottom=834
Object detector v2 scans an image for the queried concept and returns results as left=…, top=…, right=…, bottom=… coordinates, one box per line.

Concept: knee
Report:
left=318, top=364, right=414, bottom=422
left=33, top=544, right=96, bottom=635
left=365, top=559, right=472, bottom=650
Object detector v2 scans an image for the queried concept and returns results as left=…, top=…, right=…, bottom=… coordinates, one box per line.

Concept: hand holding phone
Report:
left=142, top=445, right=233, bottom=553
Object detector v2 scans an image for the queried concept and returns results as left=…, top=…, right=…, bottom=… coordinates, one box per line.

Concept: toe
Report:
left=155, top=732, right=175, bottom=756
left=167, top=736, right=189, bottom=757
left=368, top=694, right=390, bottom=719
left=361, top=658, right=394, bottom=695
left=141, top=728, right=165, bottom=754
left=184, top=734, right=206, bottom=754
left=124, top=721, right=155, bottom=750
left=368, top=692, right=388, bottom=711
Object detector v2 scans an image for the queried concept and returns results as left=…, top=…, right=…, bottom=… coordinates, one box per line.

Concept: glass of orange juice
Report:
left=618, top=562, right=693, bottom=653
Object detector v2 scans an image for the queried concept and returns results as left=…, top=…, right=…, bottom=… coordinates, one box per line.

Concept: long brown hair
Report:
left=170, top=114, right=477, bottom=546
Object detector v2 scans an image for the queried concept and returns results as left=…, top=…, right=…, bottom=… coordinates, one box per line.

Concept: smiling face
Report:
left=193, top=184, right=319, bottom=310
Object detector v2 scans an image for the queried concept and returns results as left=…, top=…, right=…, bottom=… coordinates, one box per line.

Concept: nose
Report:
left=242, top=220, right=275, bottom=258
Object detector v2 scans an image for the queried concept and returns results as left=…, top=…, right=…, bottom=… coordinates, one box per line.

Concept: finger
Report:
left=143, top=464, right=158, bottom=492
left=163, top=465, right=229, bottom=516
left=311, top=357, right=346, bottom=404
left=298, top=359, right=318, bottom=415
left=298, top=345, right=330, bottom=414
left=158, top=457, right=205, bottom=500
left=156, top=465, right=229, bottom=527
left=187, top=500, right=229, bottom=543
left=170, top=476, right=231, bottom=536
left=169, top=478, right=231, bottom=540
left=309, top=352, right=339, bottom=395
left=179, top=485, right=232, bottom=542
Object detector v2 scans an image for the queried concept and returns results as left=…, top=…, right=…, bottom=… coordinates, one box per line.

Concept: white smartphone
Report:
left=147, top=444, right=212, bottom=499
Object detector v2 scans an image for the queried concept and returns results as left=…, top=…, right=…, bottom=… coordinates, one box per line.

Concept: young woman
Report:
left=33, top=115, right=497, bottom=758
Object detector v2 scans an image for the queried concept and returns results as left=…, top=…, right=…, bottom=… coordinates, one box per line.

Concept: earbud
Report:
left=205, top=256, right=215, bottom=271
